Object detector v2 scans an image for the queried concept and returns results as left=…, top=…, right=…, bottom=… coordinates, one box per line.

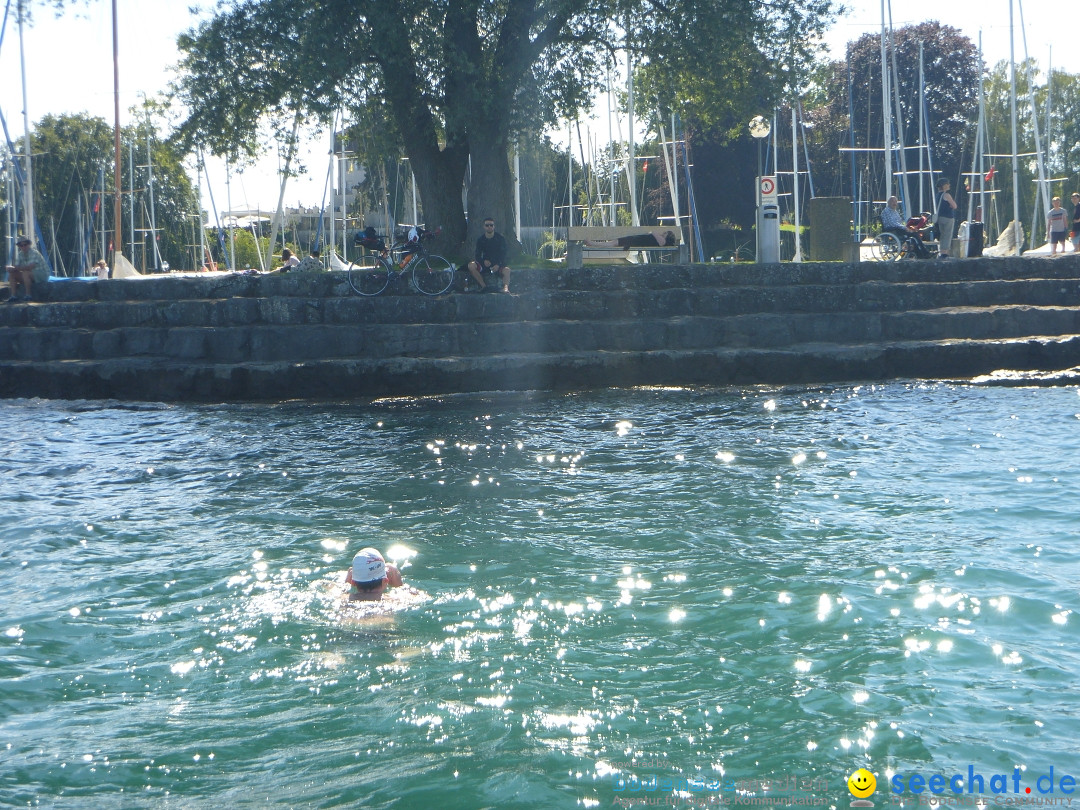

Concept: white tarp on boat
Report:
left=111, top=252, right=142, bottom=278
left=983, top=221, right=1025, bottom=257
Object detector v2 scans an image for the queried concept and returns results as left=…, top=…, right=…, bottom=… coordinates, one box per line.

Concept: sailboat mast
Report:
left=626, top=20, right=639, bottom=226
left=879, top=0, right=891, bottom=202
left=918, top=44, right=925, bottom=213
left=1009, top=0, right=1020, bottom=228
left=112, top=0, right=122, bottom=258
left=17, top=0, right=34, bottom=240
left=791, top=105, right=802, bottom=262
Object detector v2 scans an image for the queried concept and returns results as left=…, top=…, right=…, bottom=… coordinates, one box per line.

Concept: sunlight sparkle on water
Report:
left=816, top=594, right=832, bottom=620
left=715, top=451, right=735, bottom=463
left=386, top=544, right=418, bottom=566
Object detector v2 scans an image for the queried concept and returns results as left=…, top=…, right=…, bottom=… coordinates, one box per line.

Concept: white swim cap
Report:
left=352, top=548, right=387, bottom=585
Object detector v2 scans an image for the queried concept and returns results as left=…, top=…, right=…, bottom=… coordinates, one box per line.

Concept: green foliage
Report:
left=23, top=113, right=199, bottom=274
left=173, top=0, right=841, bottom=254
left=537, top=231, right=565, bottom=259
left=227, top=229, right=273, bottom=270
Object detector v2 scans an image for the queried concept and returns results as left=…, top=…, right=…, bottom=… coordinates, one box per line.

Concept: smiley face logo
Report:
left=848, top=769, right=877, bottom=799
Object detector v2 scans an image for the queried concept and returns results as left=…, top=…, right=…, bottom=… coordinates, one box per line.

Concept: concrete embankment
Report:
left=2, top=258, right=1080, bottom=402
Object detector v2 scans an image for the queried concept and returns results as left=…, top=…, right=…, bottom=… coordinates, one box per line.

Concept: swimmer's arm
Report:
left=386, top=564, right=403, bottom=588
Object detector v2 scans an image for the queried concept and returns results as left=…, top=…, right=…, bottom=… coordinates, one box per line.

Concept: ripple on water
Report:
left=2, top=385, right=1080, bottom=805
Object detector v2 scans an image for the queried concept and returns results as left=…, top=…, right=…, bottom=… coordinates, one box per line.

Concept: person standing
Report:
left=1046, top=196, right=1070, bottom=256
left=935, top=178, right=958, bottom=258
left=5, top=237, right=49, bottom=302
left=1070, top=192, right=1080, bottom=254
left=467, top=217, right=511, bottom=293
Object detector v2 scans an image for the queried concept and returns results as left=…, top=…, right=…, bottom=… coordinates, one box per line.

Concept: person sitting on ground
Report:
left=1047, top=196, right=1070, bottom=256
left=880, top=196, right=906, bottom=237
left=5, top=237, right=49, bottom=303
left=584, top=229, right=677, bottom=250
left=275, top=248, right=300, bottom=273
left=467, top=217, right=511, bottom=293
left=345, top=547, right=405, bottom=603
left=295, top=247, right=324, bottom=273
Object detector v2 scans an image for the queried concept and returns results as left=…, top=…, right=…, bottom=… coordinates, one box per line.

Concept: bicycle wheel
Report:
left=873, top=232, right=902, bottom=262
left=411, top=254, right=455, bottom=296
left=348, top=257, right=391, bottom=296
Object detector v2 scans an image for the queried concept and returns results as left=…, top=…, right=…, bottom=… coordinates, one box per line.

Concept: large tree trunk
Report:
left=406, top=142, right=468, bottom=256
left=464, top=133, right=517, bottom=252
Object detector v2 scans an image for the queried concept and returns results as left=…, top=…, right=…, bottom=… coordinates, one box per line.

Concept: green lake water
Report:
left=2, top=382, right=1079, bottom=808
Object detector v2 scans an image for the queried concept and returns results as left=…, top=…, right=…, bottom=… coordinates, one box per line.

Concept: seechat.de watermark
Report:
left=846, top=766, right=1078, bottom=808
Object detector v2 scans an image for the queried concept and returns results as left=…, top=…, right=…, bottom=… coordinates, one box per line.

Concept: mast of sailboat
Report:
left=340, top=113, right=348, bottom=260
left=1008, top=0, right=1020, bottom=230
left=146, top=120, right=162, bottom=272
left=791, top=105, right=802, bottom=262
left=626, top=19, right=639, bottom=227
left=128, top=138, right=135, bottom=260
left=607, top=70, right=616, bottom=225
left=17, top=0, right=34, bottom=240
left=917, top=45, right=924, bottom=213
left=879, top=0, right=891, bottom=202
left=1017, top=0, right=1049, bottom=245
left=328, top=113, right=336, bottom=261
left=112, top=0, right=122, bottom=260
left=886, top=0, right=911, bottom=218
left=966, top=36, right=985, bottom=225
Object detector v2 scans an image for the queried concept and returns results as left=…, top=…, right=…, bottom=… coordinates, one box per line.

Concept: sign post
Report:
left=749, top=116, right=777, bottom=263
left=757, top=175, right=780, bottom=263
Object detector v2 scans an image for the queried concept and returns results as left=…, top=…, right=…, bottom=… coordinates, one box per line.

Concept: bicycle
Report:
left=348, top=227, right=456, bottom=296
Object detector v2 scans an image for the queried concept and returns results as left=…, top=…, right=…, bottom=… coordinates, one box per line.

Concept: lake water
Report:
left=2, top=382, right=1079, bottom=808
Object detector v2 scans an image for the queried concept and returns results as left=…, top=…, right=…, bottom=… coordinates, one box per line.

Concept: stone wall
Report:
left=3, top=258, right=1080, bottom=401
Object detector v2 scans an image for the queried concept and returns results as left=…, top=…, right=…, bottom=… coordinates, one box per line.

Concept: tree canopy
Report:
left=173, top=0, right=840, bottom=252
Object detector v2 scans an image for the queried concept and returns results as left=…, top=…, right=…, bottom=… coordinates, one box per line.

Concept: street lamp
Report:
left=749, top=116, right=778, bottom=263
left=749, top=115, right=771, bottom=183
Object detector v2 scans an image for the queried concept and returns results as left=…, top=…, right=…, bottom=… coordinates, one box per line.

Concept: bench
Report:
left=566, top=226, right=688, bottom=269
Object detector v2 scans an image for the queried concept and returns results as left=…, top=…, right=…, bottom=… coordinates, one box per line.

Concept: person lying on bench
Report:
left=584, top=230, right=677, bottom=249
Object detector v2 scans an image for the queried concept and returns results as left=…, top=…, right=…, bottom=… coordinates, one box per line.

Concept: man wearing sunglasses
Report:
left=467, top=217, right=511, bottom=293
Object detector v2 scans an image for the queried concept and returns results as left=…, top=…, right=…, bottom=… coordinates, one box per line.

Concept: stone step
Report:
left=26, top=257, right=1080, bottom=304
left=3, top=335, right=1079, bottom=401
left=5, top=278, right=1080, bottom=329
left=3, top=305, right=1080, bottom=363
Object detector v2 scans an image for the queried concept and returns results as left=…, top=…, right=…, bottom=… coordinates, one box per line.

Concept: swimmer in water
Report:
left=345, top=547, right=404, bottom=602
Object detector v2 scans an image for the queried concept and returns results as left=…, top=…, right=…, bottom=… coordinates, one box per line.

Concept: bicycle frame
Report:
left=348, top=228, right=456, bottom=296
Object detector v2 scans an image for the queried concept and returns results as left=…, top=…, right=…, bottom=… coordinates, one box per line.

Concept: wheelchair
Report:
left=872, top=213, right=939, bottom=261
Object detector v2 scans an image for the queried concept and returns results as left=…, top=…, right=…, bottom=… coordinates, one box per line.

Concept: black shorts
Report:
left=1050, top=231, right=1067, bottom=245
